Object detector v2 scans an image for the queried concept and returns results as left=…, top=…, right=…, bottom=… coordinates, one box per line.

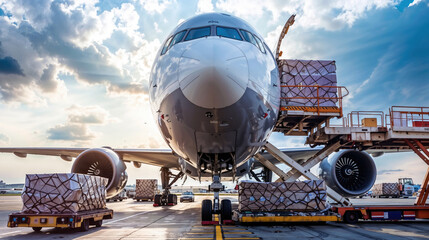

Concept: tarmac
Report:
left=1, top=195, right=429, bottom=239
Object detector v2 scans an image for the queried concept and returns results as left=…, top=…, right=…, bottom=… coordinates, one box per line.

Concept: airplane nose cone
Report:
left=179, top=38, right=248, bottom=109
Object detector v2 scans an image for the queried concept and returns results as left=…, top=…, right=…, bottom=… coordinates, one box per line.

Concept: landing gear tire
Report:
left=154, top=194, right=161, bottom=206
left=168, top=194, right=177, bottom=205
left=202, top=199, right=213, bottom=222
left=343, top=211, right=359, bottom=224
left=220, top=199, right=232, bottom=223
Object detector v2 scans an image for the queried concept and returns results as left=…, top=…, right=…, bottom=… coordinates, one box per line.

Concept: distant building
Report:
left=0, top=180, right=24, bottom=190
left=170, top=185, right=208, bottom=193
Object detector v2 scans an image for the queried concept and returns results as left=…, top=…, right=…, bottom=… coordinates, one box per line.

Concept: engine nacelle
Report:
left=71, top=148, right=128, bottom=198
left=319, top=150, right=376, bottom=197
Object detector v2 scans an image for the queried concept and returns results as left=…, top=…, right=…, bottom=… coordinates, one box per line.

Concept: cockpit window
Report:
left=185, top=27, right=211, bottom=41
left=161, top=36, right=173, bottom=55
left=253, top=34, right=266, bottom=54
left=240, top=30, right=257, bottom=46
left=169, top=30, right=187, bottom=49
left=216, top=26, right=242, bottom=40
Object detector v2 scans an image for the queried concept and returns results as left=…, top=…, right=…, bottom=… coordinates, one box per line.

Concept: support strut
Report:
left=405, top=139, right=429, bottom=205
left=154, top=167, right=184, bottom=206
left=257, top=142, right=352, bottom=206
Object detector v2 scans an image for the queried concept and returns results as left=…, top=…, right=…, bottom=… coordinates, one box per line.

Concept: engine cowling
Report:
left=319, top=150, right=376, bottom=197
left=71, top=148, right=128, bottom=198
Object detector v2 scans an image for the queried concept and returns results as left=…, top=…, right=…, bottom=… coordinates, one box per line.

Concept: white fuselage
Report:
left=149, top=13, right=280, bottom=180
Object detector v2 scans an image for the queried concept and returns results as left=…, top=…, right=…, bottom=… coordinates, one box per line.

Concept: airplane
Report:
left=0, top=13, right=379, bottom=222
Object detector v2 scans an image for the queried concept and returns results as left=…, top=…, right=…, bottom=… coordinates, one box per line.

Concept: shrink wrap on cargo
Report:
left=279, top=59, right=338, bottom=107
left=135, top=179, right=158, bottom=199
left=372, top=183, right=400, bottom=197
left=238, top=180, right=327, bottom=212
left=22, top=173, right=107, bottom=213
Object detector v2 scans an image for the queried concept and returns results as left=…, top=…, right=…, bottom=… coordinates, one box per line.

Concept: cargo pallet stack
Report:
left=8, top=173, right=113, bottom=232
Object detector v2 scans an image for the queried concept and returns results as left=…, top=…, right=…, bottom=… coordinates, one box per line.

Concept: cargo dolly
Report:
left=7, top=208, right=113, bottom=232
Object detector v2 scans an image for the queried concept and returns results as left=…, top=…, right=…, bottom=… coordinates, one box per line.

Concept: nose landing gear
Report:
left=201, top=175, right=233, bottom=225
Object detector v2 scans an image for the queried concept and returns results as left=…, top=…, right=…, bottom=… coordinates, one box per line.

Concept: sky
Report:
left=0, top=0, right=429, bottom=187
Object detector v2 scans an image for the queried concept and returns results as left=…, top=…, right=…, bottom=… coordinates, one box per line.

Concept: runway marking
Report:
left=104, top=211, right=149, bottom=225
left=215, top=225, right=223, bottom=239
left=0, top=230, right=22, bottom=236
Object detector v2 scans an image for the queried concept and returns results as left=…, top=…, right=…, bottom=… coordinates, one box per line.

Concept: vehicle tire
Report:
left=220, top=199, right=232, bottom=223
left=80, top=219, right=90, bottom=232
left=106, top=199, right=110, bottom=202
left=202, top=199, right=212, bottom=222
left=32, top=227, right=42, bottom=232
left=343, top=211, right=359, bottom=224
left=154, top=194, right=162, bottom=205
left=120, top=199, right=123, bottom=201
left=168, top=194, right=177, bottom=205
left=95, top=220, right=103, bottom=227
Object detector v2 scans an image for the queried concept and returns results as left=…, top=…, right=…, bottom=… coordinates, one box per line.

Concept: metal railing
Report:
left=280, top=85, right=349, bottom=116
left=389, top=106, right=429, bottom=128
left=347, top=111, right=385, bottom=127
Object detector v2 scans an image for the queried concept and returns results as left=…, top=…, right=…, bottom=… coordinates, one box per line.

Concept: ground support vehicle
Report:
left=7, top=208, right=113, bottom=232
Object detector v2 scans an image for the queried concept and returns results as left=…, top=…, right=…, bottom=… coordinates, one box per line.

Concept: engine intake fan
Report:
left=319, top=150, right=376, bottom=197
left=71, top=148, right=128, bottom=198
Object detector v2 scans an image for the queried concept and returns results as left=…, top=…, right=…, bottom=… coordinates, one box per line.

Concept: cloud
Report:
left=47, top=105, right=112, bottom=141
left=138, top=0, right=172, bottom=14
left=0, top=133, right=9, bottom=144
left=47, top=123, right=95, bottom=141
left=377, top=169, right=404, bottom=175
left=67, top=105, right=109, bottom=124
left=197, top=0, right=214, bottom=14
left=0, top=1, right=157, bottom=103
left=216, top=0, right=400, bottom=31
left=0, top=56, right=24, bottom=76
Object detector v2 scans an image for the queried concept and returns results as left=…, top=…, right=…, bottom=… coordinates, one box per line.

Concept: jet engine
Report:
left=319, top=150, right=376, bottom=197
left=71, top=148, right=128, bottom=198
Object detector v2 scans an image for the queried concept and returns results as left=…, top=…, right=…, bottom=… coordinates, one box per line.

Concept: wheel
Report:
left=80, top=219, right=90, bottom=232
left=120, top=199, right=123, bottom=201
left=32, top=227, right=42, bottom=232
left=154, top=194, right=162, bottom=205
left=106, top=199, right=110, bottom=202
left=95, top=220, right=103, bottom=227
left=343, top=211, right=359, bottom=224
left=168, top=194, right=177, bottom=205
left=220, top=199, right=232, bottom=223
left=202, top=199, right=213, bottom=222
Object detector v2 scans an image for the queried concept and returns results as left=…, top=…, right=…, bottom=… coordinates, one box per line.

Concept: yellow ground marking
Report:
left=215, top=225, right=223, bottom=240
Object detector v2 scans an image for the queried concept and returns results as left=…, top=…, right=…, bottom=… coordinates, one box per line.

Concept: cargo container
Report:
left=371, top=183, right=400, bottom=198
left=134, top=179, right=158, bottom=201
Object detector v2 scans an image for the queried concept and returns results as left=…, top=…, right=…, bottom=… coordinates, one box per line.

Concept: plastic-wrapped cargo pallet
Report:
left=22, top=173, right=107, bottom=213
left=278, top=59, right=338, bottom=107
left=372, top=183, right=400, bottom=197
left=135, top=179, right=157, bottom=200
left=238, top=180, right=327, bottom=212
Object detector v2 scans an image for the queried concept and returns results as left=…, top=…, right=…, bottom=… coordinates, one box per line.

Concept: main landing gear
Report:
left=154, top=167, right=184, bottom=206
left=201, top=175, right=233, bottom=224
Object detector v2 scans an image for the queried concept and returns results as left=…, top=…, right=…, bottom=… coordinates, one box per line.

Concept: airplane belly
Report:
left=157, top=86, right=277, bottom=171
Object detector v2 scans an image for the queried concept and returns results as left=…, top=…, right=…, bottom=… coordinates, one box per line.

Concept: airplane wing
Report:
left=0, top=147, right=180, bottom=169
left=0, top=147, right=401, bottom=171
